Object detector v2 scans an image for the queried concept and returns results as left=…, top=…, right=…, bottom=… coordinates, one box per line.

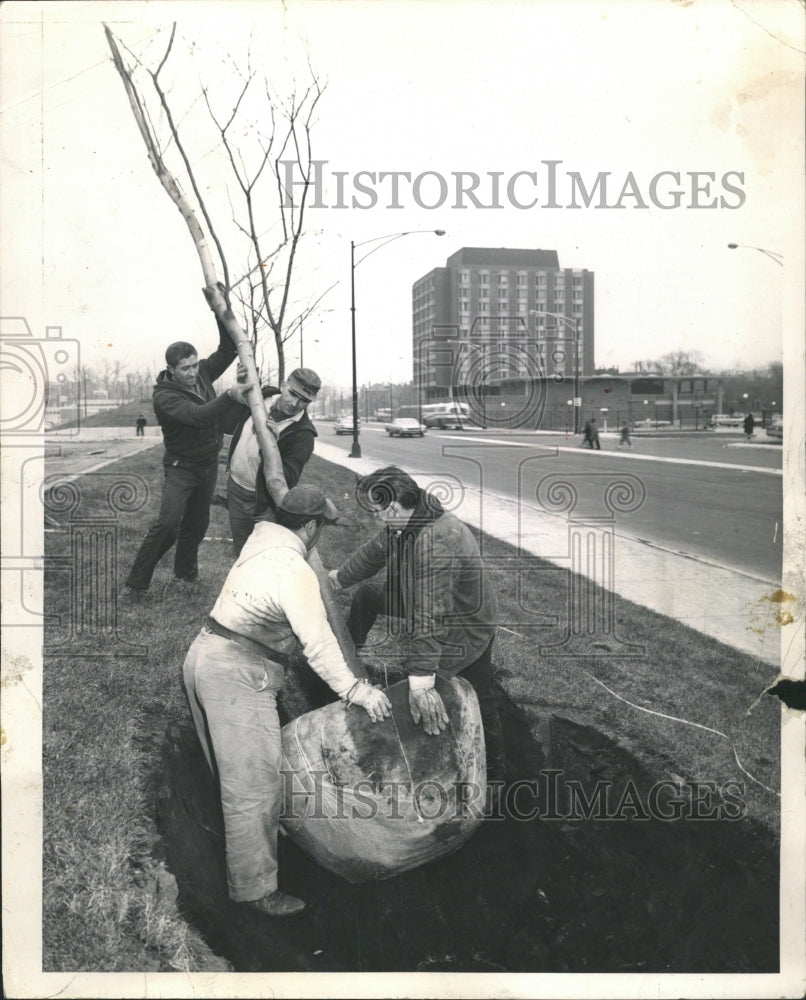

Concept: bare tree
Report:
left=632, top=359, right=664, bottom=375
left=104, top=24, right=363, bottom=676
left=105, top=24, right=329, bottom=383
left=632, top=351, right=709, bottom=376
left=658, top=349, right=709, bottom=376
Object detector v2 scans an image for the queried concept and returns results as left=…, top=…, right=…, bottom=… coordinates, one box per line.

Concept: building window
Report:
left=478, top=272, right=489, bottom=285
left=479, top=288, right=488, bottom=300
left=498, top=273, right=508, bottom=286
left=460, top=271, right=470, bottom=285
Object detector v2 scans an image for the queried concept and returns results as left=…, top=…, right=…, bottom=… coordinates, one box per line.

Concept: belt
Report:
left=204, top=616, right=293, bottom=668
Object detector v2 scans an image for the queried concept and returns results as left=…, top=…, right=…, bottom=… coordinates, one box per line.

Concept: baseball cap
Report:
left=287, top=367, right=322, bottom=402
left=278, top=484, right=339, bottom=523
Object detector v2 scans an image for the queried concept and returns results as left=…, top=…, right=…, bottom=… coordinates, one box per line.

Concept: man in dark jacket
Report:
left=124, top=294, right=247, bottom=597
left=225, top=368, right=321, bottom=556
left=328, top=465, right=506, bottom=782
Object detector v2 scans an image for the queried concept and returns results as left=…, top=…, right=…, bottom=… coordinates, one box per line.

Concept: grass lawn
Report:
left=43, top=447, right=782, bottom=972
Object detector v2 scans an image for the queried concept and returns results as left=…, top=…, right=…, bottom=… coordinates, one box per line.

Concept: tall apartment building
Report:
left=412, top=247, right=594, bottom=399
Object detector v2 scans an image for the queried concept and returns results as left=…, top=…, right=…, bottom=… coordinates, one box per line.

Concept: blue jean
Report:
left=182, top=628, right=285, bottom=902
left=126, top=461, right=218, bottom=589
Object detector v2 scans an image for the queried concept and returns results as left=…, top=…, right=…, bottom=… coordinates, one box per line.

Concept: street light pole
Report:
left=349, top=229, right=445, bottom=458
left=350, top=240, right=360, bottom=456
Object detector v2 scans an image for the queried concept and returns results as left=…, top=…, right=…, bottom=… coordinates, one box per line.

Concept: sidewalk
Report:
left=315, top=440, right=783, bottom=666
left=45, top=431, right=161, bottom=478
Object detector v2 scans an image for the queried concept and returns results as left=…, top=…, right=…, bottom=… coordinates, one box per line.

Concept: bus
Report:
left=397, top=402, right=471, bottom=429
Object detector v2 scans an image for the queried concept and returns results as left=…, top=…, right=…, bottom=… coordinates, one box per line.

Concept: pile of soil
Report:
left=156, top=686, right=778, bottom=973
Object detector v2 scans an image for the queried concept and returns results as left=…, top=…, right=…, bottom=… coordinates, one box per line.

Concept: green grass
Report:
left=43, top=448, right=782, bottom=971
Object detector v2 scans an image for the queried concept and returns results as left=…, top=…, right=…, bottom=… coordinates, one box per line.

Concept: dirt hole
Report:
left=155, top=690, right=778, bottom=973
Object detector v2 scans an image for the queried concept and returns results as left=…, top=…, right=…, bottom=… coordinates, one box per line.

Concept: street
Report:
left=322, top=425, right=783, bottom=582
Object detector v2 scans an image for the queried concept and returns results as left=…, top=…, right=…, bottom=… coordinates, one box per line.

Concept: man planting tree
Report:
left=225, top=367, right=322, bottom=556
left=124, top=286, right=250, bottom=598
left=182, top=484, right=391, bottom=917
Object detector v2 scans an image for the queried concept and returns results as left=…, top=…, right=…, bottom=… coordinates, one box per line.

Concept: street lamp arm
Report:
left=727, top=243, right=783, bottom=266
left=528, top=309, right=580, bottom=334
left=354, top=229, right=446, bottom=268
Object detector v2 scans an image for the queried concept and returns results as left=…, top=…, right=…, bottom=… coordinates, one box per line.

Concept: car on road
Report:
left=334, top=415, right=358, bottom=435
left=385, top=418, right=426, bottom=438
left=766, top=415, right=783, bottom=440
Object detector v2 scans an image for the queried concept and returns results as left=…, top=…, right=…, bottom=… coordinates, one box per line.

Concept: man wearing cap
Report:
left=182, top=483, right=392, bottom=918
left=225, top=367, right=322, bottom=556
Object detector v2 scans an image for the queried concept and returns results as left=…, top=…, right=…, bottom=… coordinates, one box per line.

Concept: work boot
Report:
left=242, top=890, right=306, bottom=918
left=121, top=585, right=148, bottom=603
left=165, top=575, right=201, bottom=599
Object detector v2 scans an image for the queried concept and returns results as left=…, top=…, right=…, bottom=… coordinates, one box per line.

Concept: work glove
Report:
left=408, top=674, right=448, bottom=736
left=327, top=569, right=343, bottom=590
left=348, top=680, right=392, bottom=723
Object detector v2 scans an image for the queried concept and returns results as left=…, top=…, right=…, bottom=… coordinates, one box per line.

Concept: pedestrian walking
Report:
left=581, top=418, right=601, bottom=449
left=182, top=484, right=391, bottom=917
left=618, top=423, right=632, bottom=448
left=135, top=414, right=147, bottom=437
left=743, top=412, right=755, bottom=441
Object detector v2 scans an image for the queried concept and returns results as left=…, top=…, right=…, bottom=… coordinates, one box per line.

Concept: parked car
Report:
left=334, top=415, right=358, bottom=435
left=385, top=418, right=426, bottom=438
left=766, top=415, right=783, bottom=440
left=708, top=414, right=745, bottom=428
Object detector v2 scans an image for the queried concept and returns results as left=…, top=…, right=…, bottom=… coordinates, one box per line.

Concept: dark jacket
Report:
left=152, top=317, right=240, bottom=468
left=335, top=493, right=497, bottom=677
left=226, top=387, right=318, bottom=509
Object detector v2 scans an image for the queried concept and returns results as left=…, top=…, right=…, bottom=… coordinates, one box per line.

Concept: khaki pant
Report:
left=182, top=627, right=285, bottom=902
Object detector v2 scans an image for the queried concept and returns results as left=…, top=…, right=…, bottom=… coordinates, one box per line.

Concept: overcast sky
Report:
left=2, top=0, right=803, bottom=391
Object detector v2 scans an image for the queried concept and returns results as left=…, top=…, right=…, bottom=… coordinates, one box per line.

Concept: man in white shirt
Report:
left=182, top=484, right=391, bottom=918
left=226, top=368, right=321, bottom=555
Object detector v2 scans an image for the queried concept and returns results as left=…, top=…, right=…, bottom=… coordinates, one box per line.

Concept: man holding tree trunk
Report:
left=225, top=367, right=322, bottom=556
left=124, top=287, right=249, bottom=599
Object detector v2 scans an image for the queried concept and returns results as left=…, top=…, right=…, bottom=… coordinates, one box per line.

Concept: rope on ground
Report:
left=499, top=627, right=780, bottom=798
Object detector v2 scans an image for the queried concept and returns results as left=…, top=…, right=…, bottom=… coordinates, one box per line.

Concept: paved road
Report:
left=323, top=425, right=783, bottom=582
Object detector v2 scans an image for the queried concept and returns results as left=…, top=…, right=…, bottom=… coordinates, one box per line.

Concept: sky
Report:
left=1, top=0, right=803, bottom=392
